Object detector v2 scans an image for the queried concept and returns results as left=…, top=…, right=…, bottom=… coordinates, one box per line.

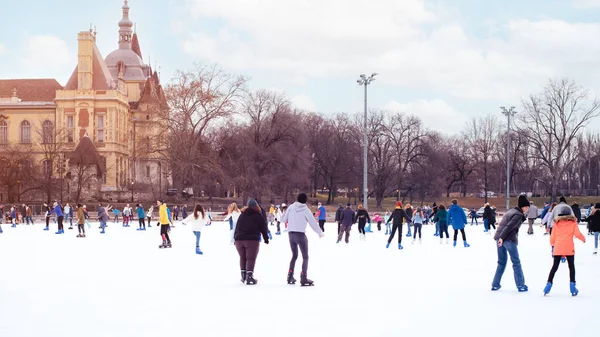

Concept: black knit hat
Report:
left=247, top=198, right=258, bottom=208
left=595, top=203, right=600, bottom=209
left=559, top=196, right=567, bottom=203
left=518, top=195, right=530, bottom=208
left=297, top=193, right=308, bottom=204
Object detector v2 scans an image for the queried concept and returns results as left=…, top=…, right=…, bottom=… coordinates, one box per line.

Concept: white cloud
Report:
left=384, top=99, right=469, bottom=133
left=291, top=94, right=317, bottom=112
left=0, top=43, right=5, bottom=55
left=180, top=0, right=600, bottom=103
left=20, top=36, right=73, bottom=76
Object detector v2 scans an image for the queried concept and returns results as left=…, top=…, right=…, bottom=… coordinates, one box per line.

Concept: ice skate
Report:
left=398, top=244, right=403, bottom=250
left=0, top=227, right=3, bottom=234
left=43, top=227, right=49, bottom=231
left=543, top=282, right=552, bottom=296
left=55, top=229, right=63, bottom=234
left=570, top=282, right=579, bottom=296
left=386, top=242, right=390, bottom=248
left=594, top=248, right=598, bottom=255
left=68, top=227, right=73, bottom=230
left=453, top=241, right=457, bottom=247
left=406, top=231, right=412, bottom=237
left=440, top=238, right=443, bottom=244
left=245, top=271, right=258, bottom=285
left=464, top=241, right=470, bottom=248
left=287, top=270, right=296, bottom=285
left=411, top=239, right=416, bottom=245
left=446, top=238, right=449, bottom=244
left=276, top=231, right=281, bottom=235
left=196, top=247, right=203, bottom=255
left=491, top=285, right=501, bottom=291
left=419, top=239, right=422, bottom=244
left=76, top=234, right=82, bottom=238
left=300, top=272, right=314, bottom=286
left=240, top=270, right=246, bottom=283
left=517, top=285, right=529, bottom=292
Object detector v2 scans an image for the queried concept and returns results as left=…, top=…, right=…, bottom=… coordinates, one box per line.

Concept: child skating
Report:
left=544, top=205, right=586, bottom=296
left=412, top=208, right=424, bottom=244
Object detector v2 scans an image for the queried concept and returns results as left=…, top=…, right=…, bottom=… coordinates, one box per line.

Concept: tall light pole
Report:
left=501, top=106, right=517, bottom=211
left=357, top=73, right=377, bottom=210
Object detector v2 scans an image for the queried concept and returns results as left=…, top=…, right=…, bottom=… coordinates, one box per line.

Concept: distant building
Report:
left=0, top=1, right=170, bottom=202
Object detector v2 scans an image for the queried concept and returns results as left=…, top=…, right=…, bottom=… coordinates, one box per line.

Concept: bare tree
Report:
left=516, top=78, right=600, bottom=200
left=367, top=111, right=397, bottom=209
left=0, top=144, right=35, bottom=202
left=464, top=115, right=500, bottom=203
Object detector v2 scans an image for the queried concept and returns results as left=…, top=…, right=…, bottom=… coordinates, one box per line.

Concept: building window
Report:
left=43, top=159, right=52, bottom=177
left=42, top=120, right=53, bottom=144
left=20, top=120, right=31, bottom=144
left=146, top=166, right=150, bottom=178
left=66, top=116, right=74, bottom=143
left=97, top=116, right=104, bottom=143
left=0, top=120, right=7, bottom=144
left=100, top=156, right=107, bottom=184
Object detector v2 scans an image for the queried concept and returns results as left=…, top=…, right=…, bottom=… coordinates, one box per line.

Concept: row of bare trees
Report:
left=159, top=64, right=600, bottom=207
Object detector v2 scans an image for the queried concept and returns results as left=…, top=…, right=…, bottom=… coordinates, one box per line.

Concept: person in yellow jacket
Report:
left=158, top=200, right=171, bottom=247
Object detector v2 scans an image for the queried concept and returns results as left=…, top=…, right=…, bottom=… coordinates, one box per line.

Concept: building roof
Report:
left=65, top=44, right=115, bottom=90
left=131, top=33, right=142, bottom=59
left=0, top=79, right=62, bottom=102
left=68, top=134, right=106, bottom=176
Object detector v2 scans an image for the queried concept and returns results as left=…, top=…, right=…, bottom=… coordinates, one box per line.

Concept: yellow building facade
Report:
left=0, top=1, right=169, bottom=202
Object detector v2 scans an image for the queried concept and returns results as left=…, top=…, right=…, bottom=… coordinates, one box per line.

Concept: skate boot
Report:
left=0, top=227, right=3, bottom=234
left=570, top=282, right=579, bottom=296
left=594, top=248, right=598, bottom=255
left=137, top=228, right=142, bottom=231
left=246, top=271, right=258, bottom=285
left=411, top=239, right=416, bottom=245
left=453, top=241, right=457, bottom=247
left=76, top=234, right=81, bottom=238
left=68, top=227, right=73, bottom=230
left=55, top=229, right=63, bottom=234
left=300, top=272, right=314, bottom=286
left=268, top=232, right=273, bottom=240
left=241, top=270, right=246, bottom=283
left=440, top=238, right=443, bottom=244
left=446, top=238, right=450, bottom=244
left=398, top=243, right=404, bottom=250
left=276, top=231, right=281, bottom=235
left=464, top=241, right=470, bottom=248
left=386, top=242, right=390, bottom=248
left=82, top=233, right=86, bottom=238
left=287, top=270, right=297, bottom=285
left=196, top=247, right=203, bottom=255
left=491, top=285, right=501, bottom=291
left=543, top=282, right=552, bottom=296
left=419, top=239, right=422, bottom=244
left=517, top=285, right=529, bottom=292
left=100, top=229, right=105, bottom=234
left=406, top=231, right=412, bottom=237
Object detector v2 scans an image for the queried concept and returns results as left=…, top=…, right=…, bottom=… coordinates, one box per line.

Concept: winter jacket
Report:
left=494, top=207, right=526, bottom=244
left=447, top=204, right=467, bottom=230
left=572, top=204, right=581, bottom=223
left=76, top=208, right=85, bottom=225
left=527, top=205, right=538, bottom=219
left=136, top=206, right=145, bottom=219
left=234, top=208, right=270, bottom=242
left=64, top=206, right=71, bottom=218
left=340, top=207, right=356, bottom=227
left=433, top=209, right=447, bottom=225
left=412, top=213, right=424, bottom=224
left=386, top=207, right=412, bottom=225
left=355, top=209, right=370, bottom=226
left=589, top=209, right=600, bottom=232
left=335, top=206, right=343, bottom=223
left=491, top=208, right=498, bottom=225
left=483, top=206, right=494, bottom=223
left=98, top=206, right=109, bottom=222
left=316, top=206, right=327, bottom=221
left=182, top=206, right=188, bottom=218
left=405, top=207, right=414, bottom=222
left=26, top=207, right=32, bottom=217
left=146, top=207, right=153, bottom=218
left=540, top=205, right=550, bottom=219
left=183, top=213, right=209, bottom=232
left=49, top=205, right=64, bottom=217
left=550, top=215, right=585, bottom=256
left=281, top=202, right=322, bottom=235
left=159, top=204, right=169, bottom=225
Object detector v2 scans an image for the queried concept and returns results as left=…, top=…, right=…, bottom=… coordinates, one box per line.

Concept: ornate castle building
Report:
left=0, top=1, right=169, bottom=202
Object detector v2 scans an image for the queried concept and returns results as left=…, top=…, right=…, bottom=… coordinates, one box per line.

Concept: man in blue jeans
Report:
left=491, top=195, right=530, bottom=292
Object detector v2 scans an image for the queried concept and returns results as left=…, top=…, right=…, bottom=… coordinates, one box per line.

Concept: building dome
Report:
left=105, top=49, right=147, bottom=81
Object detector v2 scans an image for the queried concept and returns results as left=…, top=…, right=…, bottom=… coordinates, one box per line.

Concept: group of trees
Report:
left=162, top=65, right=600, bottom=208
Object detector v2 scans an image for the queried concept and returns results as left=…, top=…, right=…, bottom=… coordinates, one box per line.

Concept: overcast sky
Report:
left=1, top=0, right=600, bottom=133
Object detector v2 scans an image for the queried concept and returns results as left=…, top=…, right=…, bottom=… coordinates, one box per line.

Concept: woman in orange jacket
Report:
left=544, top=204, right=586, bottom=296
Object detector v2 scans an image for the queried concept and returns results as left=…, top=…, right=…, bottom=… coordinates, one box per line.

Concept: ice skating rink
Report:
left=0, top=221, right=595, bottom=337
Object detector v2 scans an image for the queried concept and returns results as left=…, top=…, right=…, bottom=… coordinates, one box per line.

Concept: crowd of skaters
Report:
left=0, top=193, right=594, bottom=295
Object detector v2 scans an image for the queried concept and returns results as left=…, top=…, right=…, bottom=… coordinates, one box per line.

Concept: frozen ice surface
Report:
left=0, top=221, right=594, bottom=337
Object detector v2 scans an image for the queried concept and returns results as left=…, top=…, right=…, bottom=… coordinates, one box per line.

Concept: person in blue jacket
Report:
left=447, top=199, right=469, bottom=247
left=316, top=202, right=327, bottom=232
left=136, top=204, right=146, bottom=230
left=48, top=201, right=65, bottom=234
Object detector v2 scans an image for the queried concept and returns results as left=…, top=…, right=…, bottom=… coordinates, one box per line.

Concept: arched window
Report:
left=0, top=120, right=7, bottom=144
left=42, top=159, right=53, bottom=177
left=20, top=120, right=31, bottom=144
left=42, top=120, right=53, bottom=144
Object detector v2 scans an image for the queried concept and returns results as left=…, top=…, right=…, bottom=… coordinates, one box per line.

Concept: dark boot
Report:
left=246, top=271, right=257, bottom=285
left=300, top=272, right=314, bottom=286
left=240, top=270, right=246, bottom=283
left=287, top=269, right=296, bottom=284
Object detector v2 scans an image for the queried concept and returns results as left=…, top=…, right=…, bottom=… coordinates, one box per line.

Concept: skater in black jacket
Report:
left=385, top=201, right=412, bottom=250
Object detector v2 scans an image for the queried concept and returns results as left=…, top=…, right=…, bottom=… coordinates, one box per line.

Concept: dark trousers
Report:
left=160, top=224, right=171, bottom=243
left=377, top=221, right=382, bottom=231
left=337, top=224, right=351, bottom=243
left=45, top=217, right=50, bottom=228
left=548, top=255, right=575, bottom=283
left=318, top=220, right=325, bottom=232
left=235, top=240, right=260, bottom=272
left=139, top=218, right=145, bottom=228
left=337, top=222, right=342, bottom=235
left=77, top=224, right=85, bottom=234
left=453, top=228, right=466, bottom=241
left=489, top=222, right=496, bottom=229
left=57, top=216, right=64, bottom=231
left=439, top=223, right=450, bottom=238
left=387, top=223, right=404, bottom=244
left=358, top=222, right=366, bottom=234
left=413, top=223, right=422, bottom=238
left=276, top=221, right=281, bottom=233
left=289, top=232, right=309, bottom=274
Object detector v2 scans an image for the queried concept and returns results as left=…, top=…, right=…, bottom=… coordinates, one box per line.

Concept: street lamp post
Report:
left=357, top=73, right=377, bottom=211
left=131, top=181, right=134, bottom=202
left=501, top=106, right=517, bottom=211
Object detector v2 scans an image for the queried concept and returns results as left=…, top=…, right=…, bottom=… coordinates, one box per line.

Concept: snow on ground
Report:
left=0, top=220, right=595, bottom=337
